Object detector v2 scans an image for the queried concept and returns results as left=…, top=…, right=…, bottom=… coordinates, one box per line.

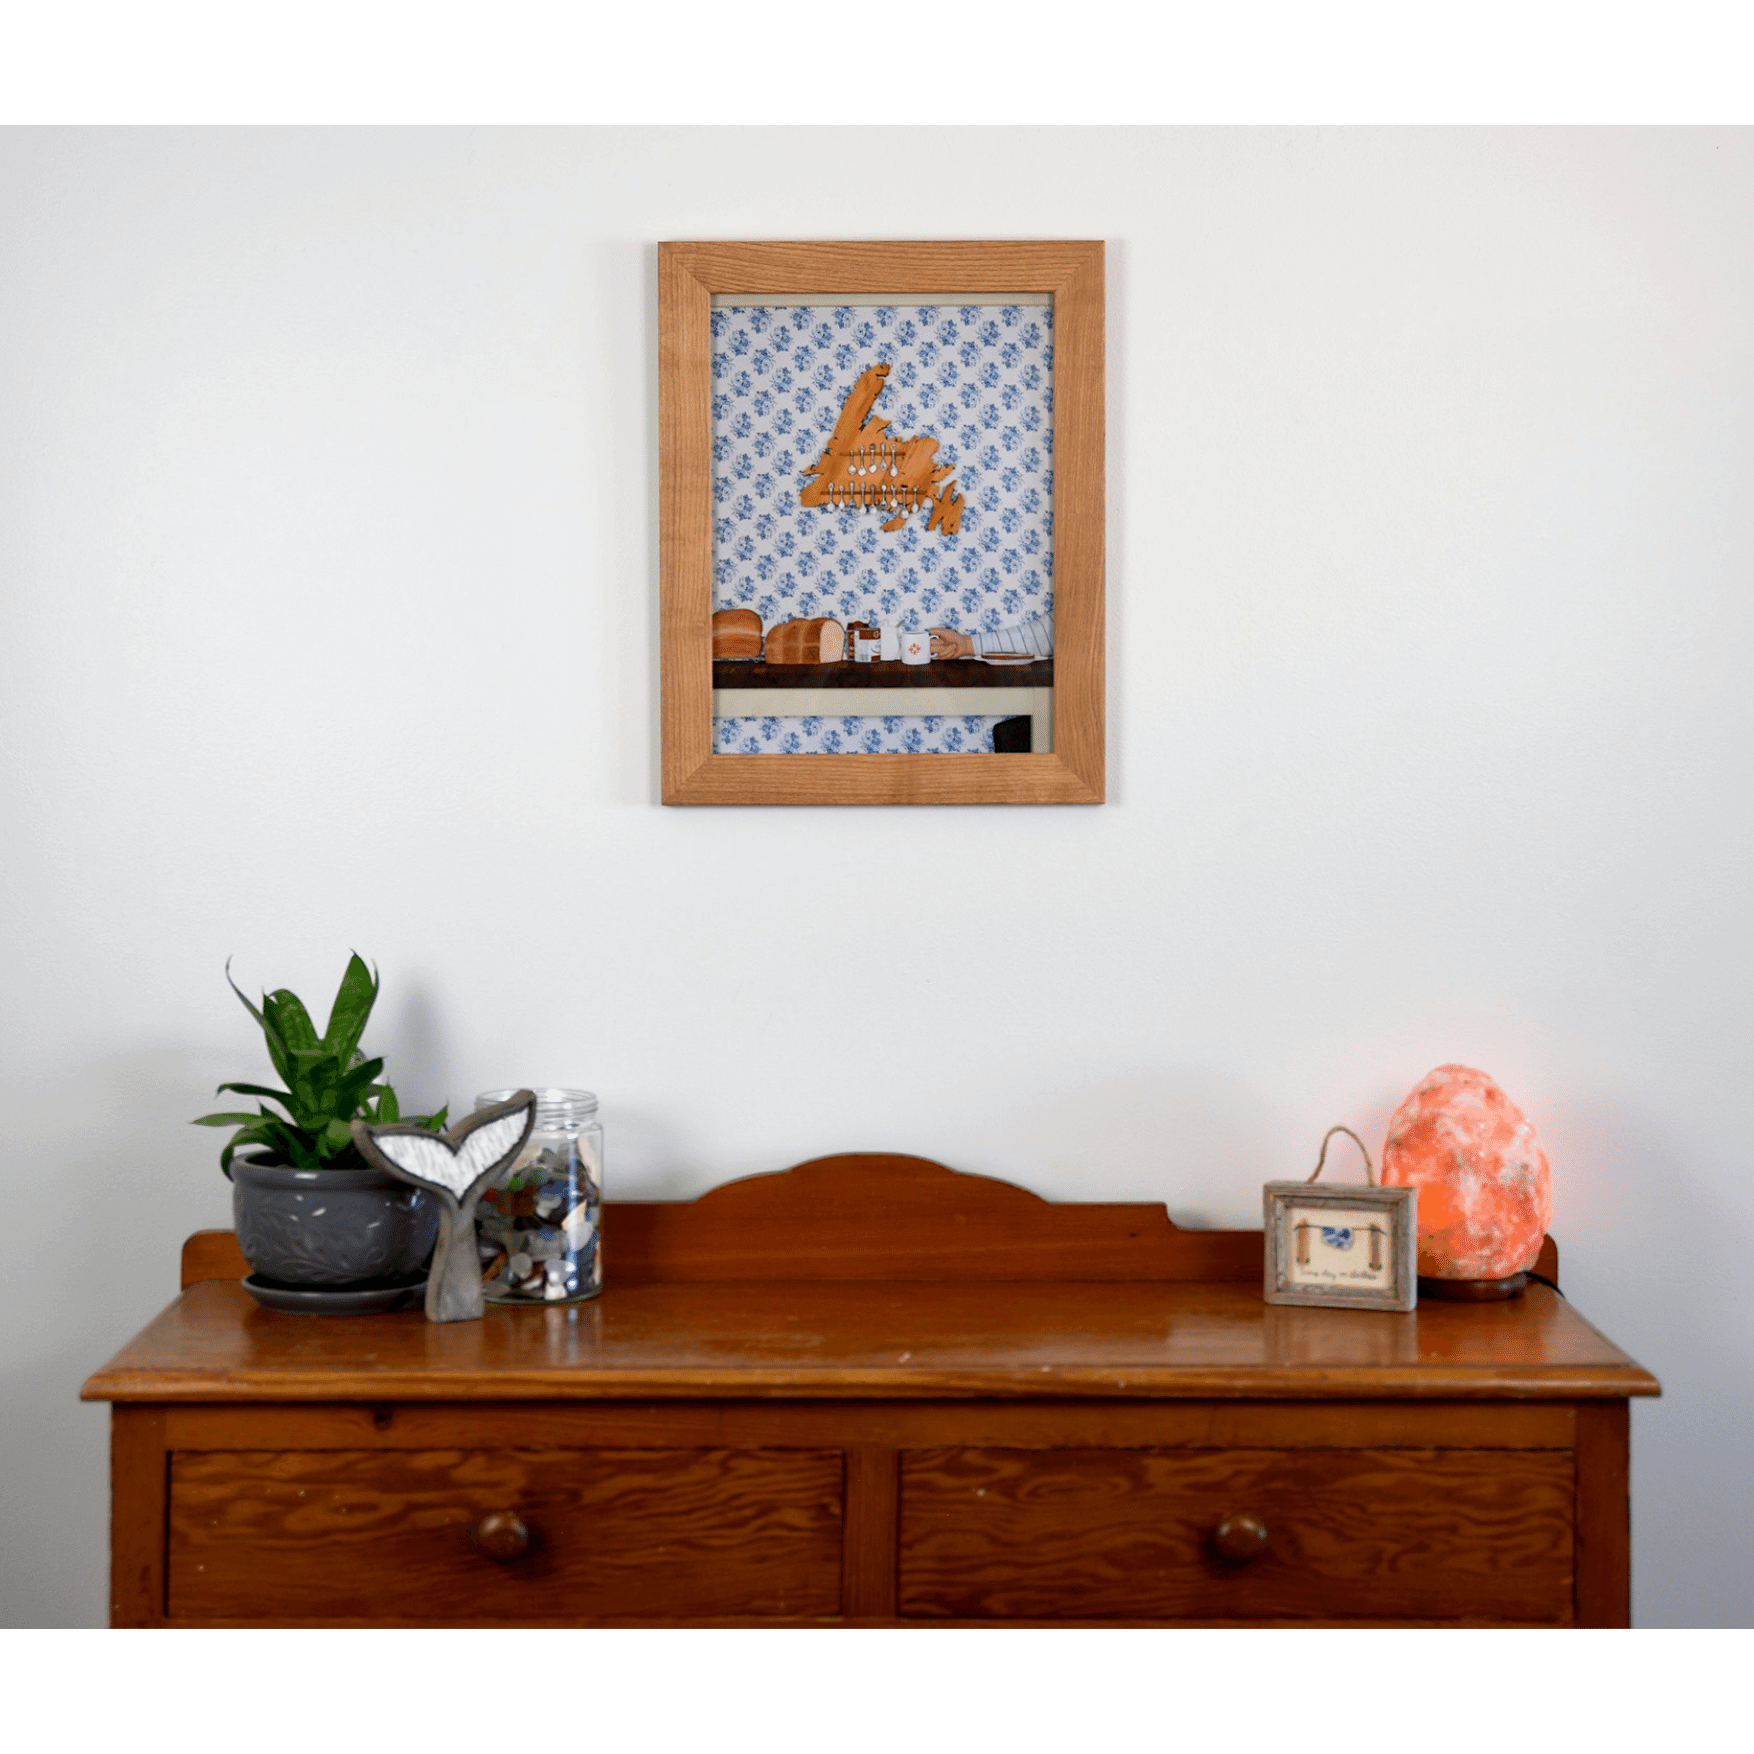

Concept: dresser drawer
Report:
left=899, top=1447, right=1576, bottom=1624
left=169, top=1447, right=843, bottom=1623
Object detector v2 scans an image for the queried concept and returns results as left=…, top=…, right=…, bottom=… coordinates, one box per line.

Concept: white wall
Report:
left=3, top=128, right=1749, bottom=1627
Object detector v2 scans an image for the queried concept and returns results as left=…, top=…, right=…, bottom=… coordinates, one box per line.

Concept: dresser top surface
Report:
left=82, top=1276, right=1656, bottom=1404
left=82, top=1154, right=1657, bottom=1404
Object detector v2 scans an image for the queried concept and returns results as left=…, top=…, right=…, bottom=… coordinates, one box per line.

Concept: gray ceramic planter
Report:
left=232, top=1157, right=439, bottom=1285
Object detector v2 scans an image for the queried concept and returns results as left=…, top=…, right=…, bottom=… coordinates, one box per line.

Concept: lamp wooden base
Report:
left=1419, top=1273, right=1528, bottom=1301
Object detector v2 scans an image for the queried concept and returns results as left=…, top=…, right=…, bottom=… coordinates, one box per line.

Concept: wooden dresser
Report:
left=81, top=1154, right=1658, bottom=1627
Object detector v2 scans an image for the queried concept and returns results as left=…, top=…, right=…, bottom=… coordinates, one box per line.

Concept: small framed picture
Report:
left=1263, top=1182, right=1418, bottom=1312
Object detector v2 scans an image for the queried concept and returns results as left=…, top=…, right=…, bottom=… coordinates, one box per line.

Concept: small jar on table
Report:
left=471, top=1087, right=603, bottom=1303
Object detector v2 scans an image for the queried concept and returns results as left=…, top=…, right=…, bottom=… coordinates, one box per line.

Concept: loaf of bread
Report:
left=712, top=608, right=763, bottom=660
left=763, top=617, right=845, bottom=665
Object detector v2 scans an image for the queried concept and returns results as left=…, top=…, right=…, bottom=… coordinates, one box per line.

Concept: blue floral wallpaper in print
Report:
left=712, top=301, right=1054, bottom=755
left=715, top=712, right=1010, bottom=757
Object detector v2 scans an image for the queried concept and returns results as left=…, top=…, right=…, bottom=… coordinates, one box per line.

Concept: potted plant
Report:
left=196, top=954, right=448, bottom=1291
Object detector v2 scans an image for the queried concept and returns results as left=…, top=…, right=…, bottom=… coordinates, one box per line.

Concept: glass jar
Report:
left=471, top=1088, right=603, bottom=1304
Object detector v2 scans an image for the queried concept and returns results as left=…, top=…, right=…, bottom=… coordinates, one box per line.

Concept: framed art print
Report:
left=659, top=240, right=1104, bottom=805
left=1263, top=1181, right=1418, bottom=1312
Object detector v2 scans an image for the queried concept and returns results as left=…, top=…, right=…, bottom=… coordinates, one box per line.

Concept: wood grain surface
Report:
left=182, top=1225, right=1556, bottom=1290
left=843, top=1445, right=900, bottom=1618
left=84, top=1274, right=1656, bottom=1406
left=606, top=1152, right=1261, bottom=1283
left=109, top=1406, right=168, bottom=1627
left=156, top=1398, right=1582, bottom=1456
left=114, top=1399, right=1597, bottom=1625
left=182, top=1154, right=1558, bottom=1290
left=1575, top=1400, right=1631, bottom=1626
left=168, top=1446, right=843, bottom=1622
left=110, top=1153, right=1638, bottom=1414
left=164, top=1396, right=1585, bottom=1452
left=659, top=240, right=1103, bottom=806
left=898, top=1446, right=1576, bottom=1623
left=182, top=1229, right=250, bottom=1288
left=96, top=1152, right=1648, bottom=1628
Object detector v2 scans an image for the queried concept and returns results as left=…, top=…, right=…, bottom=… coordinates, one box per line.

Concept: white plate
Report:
left=975, top=652, right=1044, bottom=666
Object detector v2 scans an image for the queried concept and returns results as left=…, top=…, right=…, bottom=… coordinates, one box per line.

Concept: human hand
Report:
left=929, top=628, right=975, bottom=660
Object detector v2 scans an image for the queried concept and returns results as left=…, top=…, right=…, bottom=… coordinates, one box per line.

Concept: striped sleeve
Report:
left=972, top=611, right=1054, bottom=658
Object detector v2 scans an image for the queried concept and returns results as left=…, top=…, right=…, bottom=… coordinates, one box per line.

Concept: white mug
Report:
left=899, top=630, right=932, bottom=665
left=878, top=625, right=900, bottom=662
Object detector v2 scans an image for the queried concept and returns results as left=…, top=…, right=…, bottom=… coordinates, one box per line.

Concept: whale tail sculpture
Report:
left=800, top=363, right=962, bottom=534
left=353, top=1090, right=536, bottom=1322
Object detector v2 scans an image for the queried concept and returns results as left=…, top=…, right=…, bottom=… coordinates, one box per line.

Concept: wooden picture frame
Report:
left=659, top=240, right=1104, bottom=806
left=1262, top=1182, right=1418, bottom=1313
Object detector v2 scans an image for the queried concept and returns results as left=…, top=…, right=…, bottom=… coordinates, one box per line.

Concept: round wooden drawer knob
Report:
left=473, top=1511, right=530, bottom=1561
left=1213, top=1512, right=1270, bottom=1563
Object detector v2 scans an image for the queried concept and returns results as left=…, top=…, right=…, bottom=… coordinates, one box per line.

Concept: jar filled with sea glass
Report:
left=471, top=1087, right=603, bottom=1303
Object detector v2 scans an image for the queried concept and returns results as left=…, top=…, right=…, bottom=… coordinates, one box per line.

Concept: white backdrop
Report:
left=3, top=127, right=1749, bottom=1627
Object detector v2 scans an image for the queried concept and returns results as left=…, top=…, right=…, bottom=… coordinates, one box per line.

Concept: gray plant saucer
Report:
left=241, top=1271, right=427, bottom=1316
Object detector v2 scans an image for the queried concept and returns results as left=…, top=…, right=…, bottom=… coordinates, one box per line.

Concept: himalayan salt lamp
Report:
left=1380, top=1064, right=1552, bottom=1298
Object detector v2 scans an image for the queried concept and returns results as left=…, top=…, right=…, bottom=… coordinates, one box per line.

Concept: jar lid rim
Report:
left=474, top=1087, right=598, bottom=1113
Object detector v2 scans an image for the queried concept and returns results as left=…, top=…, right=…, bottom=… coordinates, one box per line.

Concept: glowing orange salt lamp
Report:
left=1379, top=1065, right=1552, bottom=1299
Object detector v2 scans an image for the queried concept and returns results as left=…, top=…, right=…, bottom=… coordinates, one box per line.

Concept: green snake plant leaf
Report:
left=214, top=1082, right=294, bottom=1106
left=322, top=953, right=380, bottom=1064
left=227, top=959, right=291, bottom=1085
left=331, top=1056, right=386, bottom=1116
left=260, top=1103, right=324, bottom=1167
left=217, top=1115, right=302, bottom=1176
left=204, top=955, right=438, bottom=1174
left=264, top=989, right=320, bottom=1055
left=281, top=1045, right=339, bottom=1123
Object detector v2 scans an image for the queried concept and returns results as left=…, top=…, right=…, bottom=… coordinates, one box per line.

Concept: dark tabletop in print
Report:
left=713, top=659, right=1053, bottom=690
